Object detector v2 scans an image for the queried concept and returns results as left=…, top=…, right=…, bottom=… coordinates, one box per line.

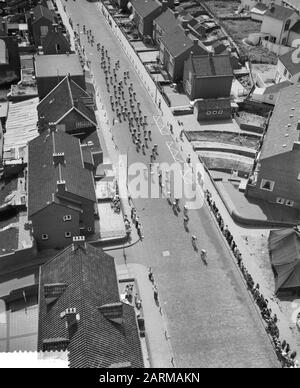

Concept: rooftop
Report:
left=161, top=24, right=206, bottom=57
left=37, top=76, right=96, bottom=127
left=195, top=97, right=231, bottom=111
left=188, top=53, right=233, bottom=77
left=263, top=80, right=292, bottom=94
left=260, top=84, right=300, bottom=160
left=27, top=129, right=96, bottom=217
left=265, top=4, right=296, bottom=21
left=153, top=7, right=179, bottom=34
left=279, top=48, right=300, bottom=76
left=38, top=241, right=144, bottom=368
left=130, top=0, right=161, bottom=17
left=30, top=4, right=55, bottom=23
left=34, top=54, right=83, bottom=78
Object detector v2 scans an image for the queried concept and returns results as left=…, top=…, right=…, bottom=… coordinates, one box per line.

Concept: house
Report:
left=159, top=25, right=207, bottom=81
left=37, top=75, right=96, bottom=139
left=0, top=34, right=20, bottom=85
left=42, top=25, right=71, bottom=55
left=183, top=53, right=233, bottom=100
left=34, top=53, right=85, bottom=99
left=27, top=128, right=97, bottom=250
left=38, top=237, right=144, bottom=368
left=275, top=48, right=300, bottom=83
left=27, top=4, right=56, bottom=47
left=130, top=0, right=169, bottom=39
left=260, top=3, right=299, bottom=46
left=250, top=3, right=268, bottom=22
left=252, top=80, right=292, bottom=104
left=241, top=0, right=285, bottom=12
left=153, top=7, right=180, bottom=44
left=246, top=84, right=300, bottom=210
left=194, top=98, right=232, bottom=122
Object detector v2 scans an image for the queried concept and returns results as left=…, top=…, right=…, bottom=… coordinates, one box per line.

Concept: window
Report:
left=282, top=37, right=287, bottom=46
left=288, top=73, right=292, bottom=80
left=63, top=215, right=72, bottom=222
left=276, top=197, right=285, bottom=205
left=206, top=111, right=211, bottom=115
left=284, top=20, right=291, bottom=31
left=213, top=111, right=217, bottom=115
left=260, top=179, right=275, bottom=192
left=286, top=200, right=294, bottom=207
left=56, top=43, right=61, bottom=52
left=218, top=110, right=223, bottom=114
left=65, top=232, right=72, bottom=238
left=42, top=234, right=48, bottom=240
left=40, top=26, right=49, bottom=36
left=284, top=68, right=287, bottom=76
left=87, top=227, right=92, bottom=232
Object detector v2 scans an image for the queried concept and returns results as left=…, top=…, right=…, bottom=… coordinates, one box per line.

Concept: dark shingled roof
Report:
left=38, top=242, right=144, bottom=368
left=37, top=76, right=97, bottom=127
left=153, top=8, right=179, bottom=34
left=32, top=4, right=55, bottom=23
left=265, top=4, right=295, bottom=21
left=278, top=48, right=300, bottom=76
left=260, top=84, right=300, bottom=159
left=42, top=30, right=71, bottom=54
left=130, top=0, right=161, bottom=17
left=188, top=54, right=233, bottom=77
left=28, top=129, right=96, bottom=217
left=196, top=97, right=231, bottom=111
left=290, top=20, right=300, bottom=33
left=161, top=25, right=207, bottom=57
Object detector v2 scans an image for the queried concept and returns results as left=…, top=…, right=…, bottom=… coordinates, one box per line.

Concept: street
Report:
left=60, top=0, right=279, bottom=368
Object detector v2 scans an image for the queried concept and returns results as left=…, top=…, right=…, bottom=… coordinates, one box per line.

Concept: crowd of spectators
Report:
left=205, top=189, right=298, bottom=368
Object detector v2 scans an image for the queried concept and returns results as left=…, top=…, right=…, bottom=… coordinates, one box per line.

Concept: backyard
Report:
left=0, top=228, right=18, bottom=255
left=186, top=131, right=261, bottom=149
left=203, top=0, right=240, bottom=17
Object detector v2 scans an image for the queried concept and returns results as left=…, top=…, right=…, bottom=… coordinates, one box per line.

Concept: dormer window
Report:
left=63, top=215, right=72, bottom=222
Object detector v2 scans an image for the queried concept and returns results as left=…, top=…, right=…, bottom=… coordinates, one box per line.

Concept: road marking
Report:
left=153, top=115, right=169, bottom=136
left=166, top=140, right=185, bottom=163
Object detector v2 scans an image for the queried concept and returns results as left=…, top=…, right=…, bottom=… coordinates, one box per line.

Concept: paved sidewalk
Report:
left=117, top=263, right=175, bottom=368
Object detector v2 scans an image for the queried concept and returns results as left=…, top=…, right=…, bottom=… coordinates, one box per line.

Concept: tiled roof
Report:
left=28, top=129, right=96, bottom=217
left=265, top=4, right=295, bottom=20
left=154, top=8, right=179, bottom=34
left=263, top=80, right=292, bottom=94
left=32, top=4, right=55, bottom=22
left=278, top=48, right=300, bottom=76
left=290, top=20, right=300, bottom=33
left=196, top=97, right=231, bottom=111
left=189, top=54, right=233, bottom=77
left=131, top=0, right=161, bottom=17
left=260, top=84, right=300, bottom=159
left=38, top=242, right=144, bottom=368
left=161, top=25, right=207, bottom=57
left=42, top=30, right=71, bottom=54
left=35, top=54, right=83, bottom=78
left=37, top=76, right=96, bottom=126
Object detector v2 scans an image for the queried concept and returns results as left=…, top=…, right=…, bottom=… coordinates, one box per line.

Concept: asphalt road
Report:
left=60, top=0, right=279, bottom=368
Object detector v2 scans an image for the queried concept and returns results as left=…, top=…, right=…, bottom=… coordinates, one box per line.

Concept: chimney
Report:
left=181, top=20, right=188, bottom=29
left=192, top=38, right=198, bottom=46
left=53, top=152, right=65, bottom=166
left=98, top=302, right=123, bottom=325
left=297, top=121, right=300, bottom=130
left=60, top=308, right=80, bottom=330
left=56, top=180, right=66, bottom=194
left=269, top=1, right=275, bottom=11
left=72, top=236, right=86, bottom=251
left=184, top=28, right=190, bottom=36
left=162, top=0, right=168, bottom=12
left=293, top=141, right=300, bottom=150
left=52, top=23, right=59, bottom=32
left=49, top=122, right=57, bottom=133
left=173, top=11, right=179, bottom=18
